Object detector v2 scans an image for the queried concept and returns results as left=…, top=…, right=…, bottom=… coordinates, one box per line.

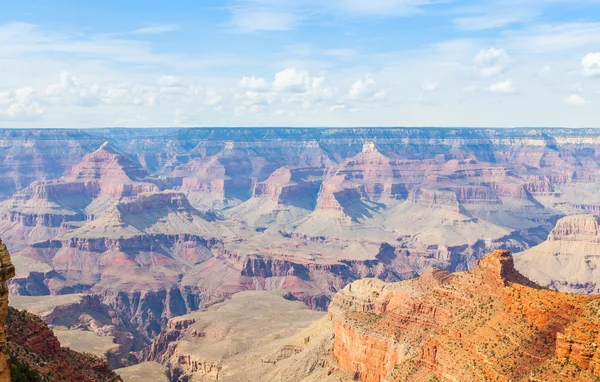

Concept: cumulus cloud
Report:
left=489, top=79, right=517, bottom=94
left=564, top=94, right=590, bottom=105
left=0, top=87, right=44, bottom=120
left=473, top=48, right=509, bottom=77
left=582, top=53, right=600, bottom=77
left=232, top=68, right=340, bottom=116
left=349, top=76, right=386, bottom=101
left=273, top=68, right=322, bottom=93
left=239, top=76, right=270, bottom=92
left=0, top=71, right=162, bottom=121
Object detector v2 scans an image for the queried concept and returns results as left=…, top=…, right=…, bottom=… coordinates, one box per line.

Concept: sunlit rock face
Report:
left=328, top=250, right=600, bottom=382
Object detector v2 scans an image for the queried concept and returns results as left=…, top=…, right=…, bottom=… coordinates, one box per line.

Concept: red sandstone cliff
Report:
left=328, top=250, right=600, bottom=381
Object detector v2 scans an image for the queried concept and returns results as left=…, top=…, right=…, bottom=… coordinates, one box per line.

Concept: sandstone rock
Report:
left=328, top=250, right=600, bottom=381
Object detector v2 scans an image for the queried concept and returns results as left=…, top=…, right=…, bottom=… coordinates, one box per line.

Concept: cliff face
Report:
left=0, top=239, right=15, bottom=381
left=328, top=250, right=600, bottom=382
left=6, top=307, right=122, bottom=382
left=1, top=240, right=121, bottom=381
left=514, top=215, right=600, bottom=294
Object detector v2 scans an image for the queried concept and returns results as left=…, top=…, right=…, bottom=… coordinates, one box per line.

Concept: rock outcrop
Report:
left=0, top=239, right=15, bottom=381
left=2, top=240, right=122, bottom=381
left=6, top=307, right=122, bottom=381
left=328, top=250, right=600, bottom=381
left=515, top=215, right=600, bottom=294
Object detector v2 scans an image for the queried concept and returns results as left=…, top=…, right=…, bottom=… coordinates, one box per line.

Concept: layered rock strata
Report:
left=515, top=215, right=600, bottom=294
left=328, top=250, right=600, bottom=381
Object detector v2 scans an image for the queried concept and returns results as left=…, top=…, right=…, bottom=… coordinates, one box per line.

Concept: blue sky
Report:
left=1, top=0, right=600, bottom=127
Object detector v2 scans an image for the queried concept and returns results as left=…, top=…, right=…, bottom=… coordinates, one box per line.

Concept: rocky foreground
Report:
left=1, top=240, right=121, bottom=382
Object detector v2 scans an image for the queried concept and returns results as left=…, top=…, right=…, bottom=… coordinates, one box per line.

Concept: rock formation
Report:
left=514, top=214, right=600, bottom=294
left=327, top=250, right=600, bottom=381
left=6, top=307, right=122, bottom=381
left=2, top=240, right=121, bottom=381
left=0, top=239, right=15, bottom=381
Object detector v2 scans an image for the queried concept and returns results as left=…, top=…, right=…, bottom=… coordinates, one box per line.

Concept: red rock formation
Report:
left=63, top=141, right=148, bottom=183
left=6, top=307, right=122, bottom=382
left=329, top=250, right=600, bottom=381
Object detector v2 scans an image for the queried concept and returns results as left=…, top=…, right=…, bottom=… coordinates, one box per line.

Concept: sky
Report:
left=1, top=0, right=600, bottom=128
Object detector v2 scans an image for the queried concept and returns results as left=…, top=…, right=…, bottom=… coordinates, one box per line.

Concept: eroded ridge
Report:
left=329, top=250, right=600, bottom=382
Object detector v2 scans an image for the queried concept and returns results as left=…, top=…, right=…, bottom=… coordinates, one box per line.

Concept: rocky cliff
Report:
left=0, top=239, right=15, bottom=381
left=2, top=239, right=122, bottom=381
left=6, top=307, right=122, bottom=381
left=328, top=250, right=600, bottom=381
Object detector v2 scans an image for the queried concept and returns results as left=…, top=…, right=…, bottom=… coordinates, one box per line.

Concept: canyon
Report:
left=1, top=127, right=600, bottom=380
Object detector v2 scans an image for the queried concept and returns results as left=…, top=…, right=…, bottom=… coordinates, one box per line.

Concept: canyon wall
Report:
left=328, top=250, right=600, bottom=381
left=0, top=240, right=15, bottom=382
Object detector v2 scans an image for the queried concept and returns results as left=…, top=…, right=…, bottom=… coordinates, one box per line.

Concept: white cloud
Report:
left=239, top=76, right=270, bottom=92
left=473, top=48, right=509, bottom=77
left=422, top=80, right=438, bottom=91
left=473, top=48, right=507, bottom=66
left=479, top=66, right=506, bottom=78
left=232, top=68, right=340, bottom=116
left=273, top=68, right=324, bottom=93
left=489, top=79, right=517, bottom=94
left=132, top=24, right=179, bottom=35
left=564, top=94, right=590, bottom=105
left=0, top=87, right=44, bottom=120
left=329, top=104, right=347, bottom=111
left=349, top=76, right=386, bottom=101
left=582, top=53, right=600, bottom=77
left=204, top=91, right=224, bottom=107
